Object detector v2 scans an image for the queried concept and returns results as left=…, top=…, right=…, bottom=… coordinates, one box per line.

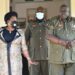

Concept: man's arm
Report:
left=47, top=34, right=67, bottom=46
left=25, top=24, right=31, bottom=46
left=47, top=17, right=71, bottom=49
left=46, top=34, right=72, bottom=49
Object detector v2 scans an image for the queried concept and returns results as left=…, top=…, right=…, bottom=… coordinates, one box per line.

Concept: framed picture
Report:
left=25, top=0, right=52, bottom=2
left=26, top=8, right=47, bottom=21
left=25, top=0, right=34, bottom=1
left=17, top=18, right=26, bottom=29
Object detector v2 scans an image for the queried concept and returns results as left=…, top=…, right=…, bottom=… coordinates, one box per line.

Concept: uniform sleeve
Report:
left=21, top=30, right=28, bottom=52
left=25, top=23, right=31, bottom=45
left=47, top=18, right=55, bottom=35
left=73, top=17, right=75, bottom=23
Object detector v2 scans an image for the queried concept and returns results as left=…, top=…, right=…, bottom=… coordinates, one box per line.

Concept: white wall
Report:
left=71, top=0, right=75, bottom=17
left=13, top=0, right=69, bottom=19
left=0, top=0, right=9, bottom=27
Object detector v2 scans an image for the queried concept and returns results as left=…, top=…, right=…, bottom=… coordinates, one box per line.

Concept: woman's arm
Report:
left=21, top=30, right=38, bottom=65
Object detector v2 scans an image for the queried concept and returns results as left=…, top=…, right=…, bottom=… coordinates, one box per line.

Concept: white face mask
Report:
left=36, top=12, right=44, bottom=20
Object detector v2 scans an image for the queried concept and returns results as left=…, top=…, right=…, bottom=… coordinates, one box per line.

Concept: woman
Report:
left=0, top=11, right=36, bottom=75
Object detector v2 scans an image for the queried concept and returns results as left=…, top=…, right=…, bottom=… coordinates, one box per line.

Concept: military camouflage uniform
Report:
left=48, top=16, right=75, bottom=75
left=25, top=20, right=49, bottom=75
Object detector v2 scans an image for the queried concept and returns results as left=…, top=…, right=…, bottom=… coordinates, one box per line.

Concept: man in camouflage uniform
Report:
left=47, top=4, right=75, bottom=75
left=25, top=7, right=49, bottom=75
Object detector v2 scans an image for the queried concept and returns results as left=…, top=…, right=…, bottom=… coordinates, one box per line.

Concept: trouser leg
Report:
left=29, top=60, right=49, bottom=75
left=40, top=60, right=49, bottom=75
left=49, top=64, right=64, bottom=75
left=65, top=63, right=75, bottom=75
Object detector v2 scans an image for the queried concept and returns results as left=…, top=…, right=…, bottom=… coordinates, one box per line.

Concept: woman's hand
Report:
left=28, top=59, right=39, bottom=67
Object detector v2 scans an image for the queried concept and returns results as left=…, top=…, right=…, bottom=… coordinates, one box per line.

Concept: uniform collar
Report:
left=58, top=15, right=72, bottom=22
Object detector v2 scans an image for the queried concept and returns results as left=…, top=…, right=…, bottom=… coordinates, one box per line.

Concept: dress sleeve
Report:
left=21, top=30, right=28, bottom=52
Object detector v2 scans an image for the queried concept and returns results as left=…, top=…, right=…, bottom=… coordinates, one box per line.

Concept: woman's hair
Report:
left=4, top=11, right=18, bottom=24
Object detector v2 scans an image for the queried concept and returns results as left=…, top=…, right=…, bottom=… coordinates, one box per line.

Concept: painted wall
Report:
left=0, top=0, right=9, bottom=27
left=13, top=0, right=69, bottom=19
left=71, top=0, right=75, bottom=17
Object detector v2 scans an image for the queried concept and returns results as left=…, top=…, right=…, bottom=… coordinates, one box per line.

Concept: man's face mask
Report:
left=36, top=12, right=44, bottom=20
left=12, top=21, right=18, bottom=28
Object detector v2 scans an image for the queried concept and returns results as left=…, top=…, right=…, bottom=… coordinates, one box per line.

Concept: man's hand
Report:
left=59, top=40, right=72, bottom=49
left=46, top=34, right=72, bottom=49
left=70, top=40, right=75, bottom=47
left=65, top=41, right=72, bottom=49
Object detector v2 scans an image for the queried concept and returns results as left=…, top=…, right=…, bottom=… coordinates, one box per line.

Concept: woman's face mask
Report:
left=36, top=12, right=44, bottom=20
left=7, top=21, right=18, bottom=28
left=12, top=21, right=18, bottom=27
left=7, top=16, right=18, bottom=28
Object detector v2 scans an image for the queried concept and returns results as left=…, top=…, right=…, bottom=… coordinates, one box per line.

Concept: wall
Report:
left=13, top=0, right=69, bottom=19
left=71, top=0, right=75, bottom=17
left=0, top=0, right=9, bottom=27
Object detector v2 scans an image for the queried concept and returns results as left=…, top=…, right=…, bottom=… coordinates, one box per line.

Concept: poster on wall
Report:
left=25, top=0, right=52, bottom=1
left=17, top=18, right=26, bottom=29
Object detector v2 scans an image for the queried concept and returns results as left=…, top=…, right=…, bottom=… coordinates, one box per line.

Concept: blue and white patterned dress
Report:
left=0, top=28, right=27, bottom=75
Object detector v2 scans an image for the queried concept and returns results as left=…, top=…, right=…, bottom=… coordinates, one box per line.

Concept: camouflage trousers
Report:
left=29, top=60, right=49, bottom=75
left=49, top=63, right=75, bottom=75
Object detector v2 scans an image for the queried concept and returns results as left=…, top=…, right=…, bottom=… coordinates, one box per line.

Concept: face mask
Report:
left=36, top=12, right=44, bottom=20
left=12, top=21, right=18, bottom=28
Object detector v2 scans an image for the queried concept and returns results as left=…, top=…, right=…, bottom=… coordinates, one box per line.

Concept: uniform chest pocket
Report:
left=55, top=24, right=64, bottom=31
left=69, top=21, right=75, bottom=30
left=70, top=24, right=75, bottom=30
left=30, top=26, right=40, bottom=34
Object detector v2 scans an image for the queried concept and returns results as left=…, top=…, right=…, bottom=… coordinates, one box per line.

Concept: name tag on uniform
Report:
left=56, top=24, right=64, bottom=30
